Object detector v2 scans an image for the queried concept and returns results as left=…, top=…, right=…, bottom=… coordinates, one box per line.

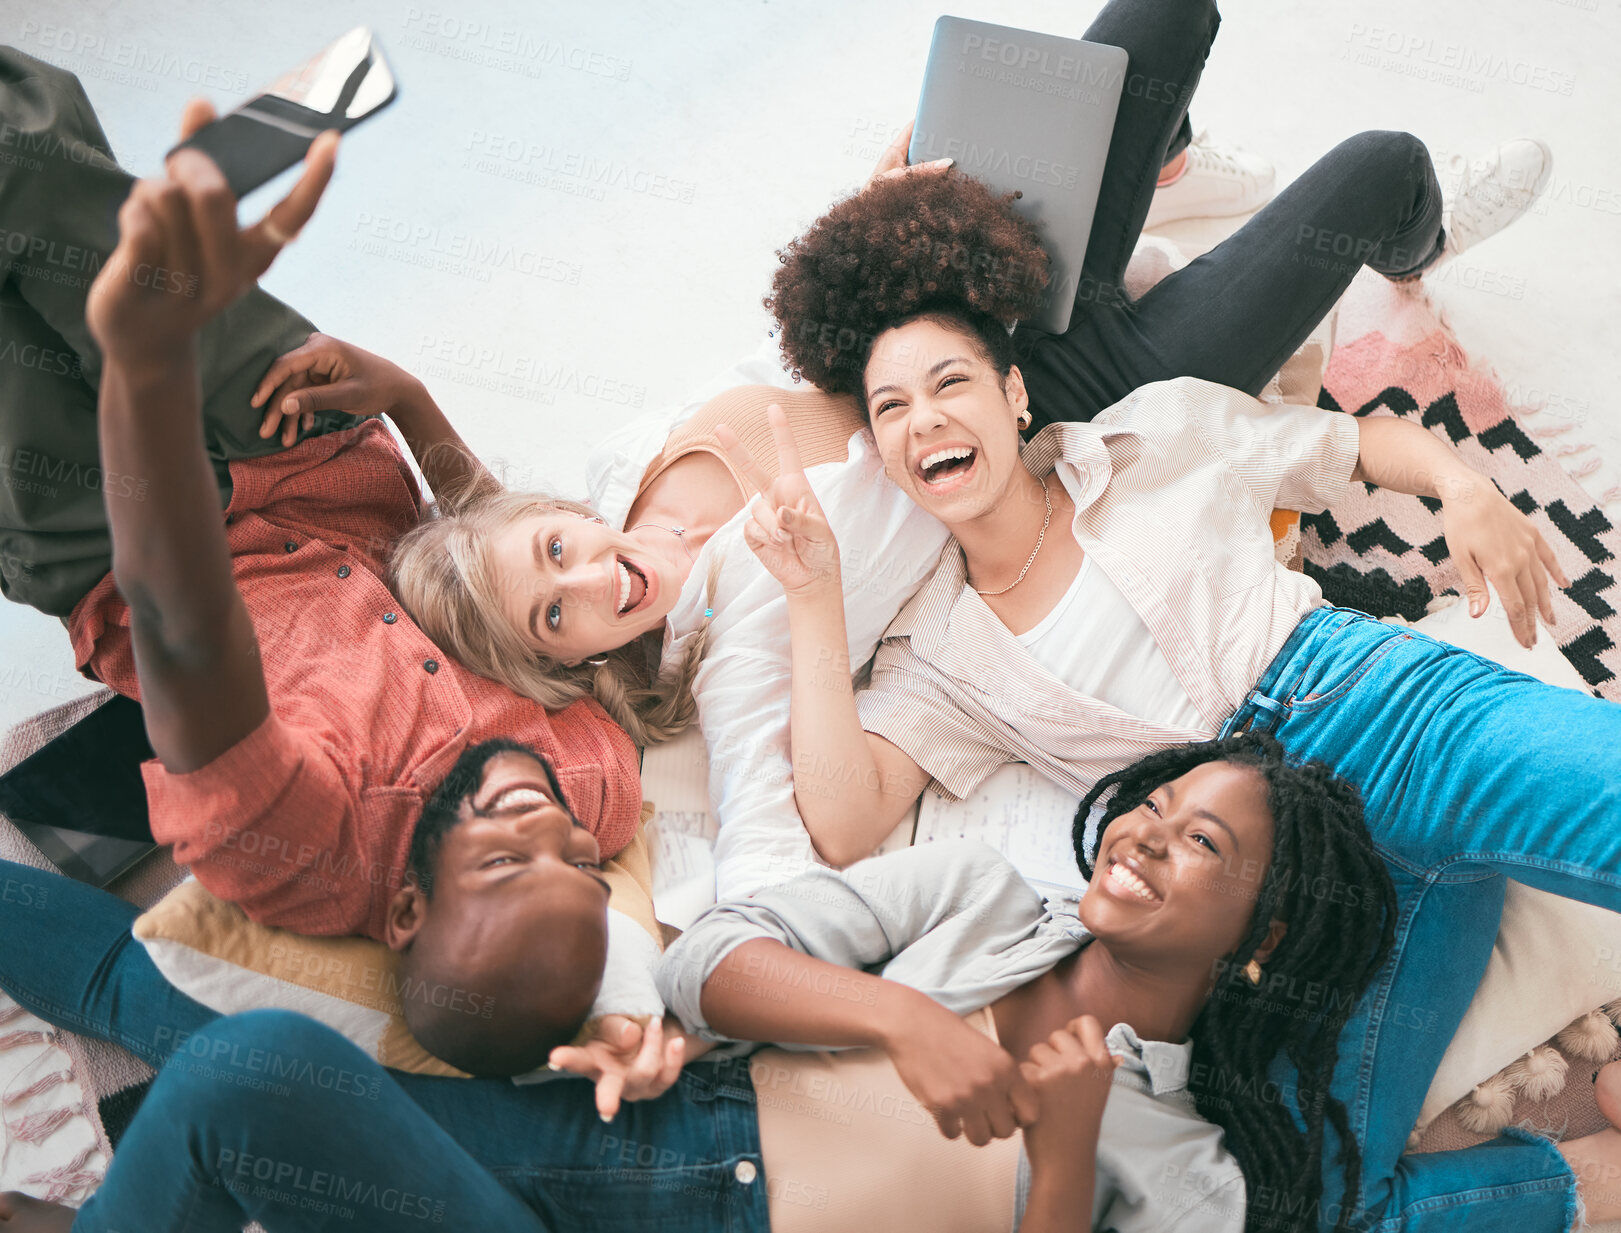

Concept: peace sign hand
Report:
left=715, top=405, right=842, bottom=599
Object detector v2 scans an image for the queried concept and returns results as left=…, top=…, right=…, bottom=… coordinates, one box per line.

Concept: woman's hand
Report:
left=1019, top=1015, right=1118, bottom=1180
left=1439, top=472, right=1568, bottom=647
left=252, top=332, right=425, bottom=447
left=865, top=119, right=954, bottom=188
left=547, top=1014, right=705, bottom=1121
left=884, top=1000, right=1040, bottom=1146
left=716, top=405, right=842, bottom=599
left=86, top=99, right=337, bottom=367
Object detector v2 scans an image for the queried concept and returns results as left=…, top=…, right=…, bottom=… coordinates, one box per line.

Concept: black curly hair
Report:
left=765, top=170, right=1052, bottom=399
left=1075, top=732, right=1397, bottom=1233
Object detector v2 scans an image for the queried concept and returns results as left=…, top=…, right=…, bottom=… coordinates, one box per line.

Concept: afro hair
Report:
left=765, top=170, right=1052, bottom=397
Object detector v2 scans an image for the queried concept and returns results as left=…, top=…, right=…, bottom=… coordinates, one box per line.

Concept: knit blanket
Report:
left=1306, top=269, right=1621, bottom=698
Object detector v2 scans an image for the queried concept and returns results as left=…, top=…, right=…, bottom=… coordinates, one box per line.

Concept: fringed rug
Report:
left=0, top=690, right=185, bottom=1207
left=1305, top=269, right=1621, bottom=699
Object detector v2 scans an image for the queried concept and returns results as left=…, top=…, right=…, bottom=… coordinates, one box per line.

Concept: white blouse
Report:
left=586, top=340, right=951, bottom=900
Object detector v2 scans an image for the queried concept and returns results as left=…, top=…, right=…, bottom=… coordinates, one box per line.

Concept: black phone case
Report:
left=178, top=107, right=328, bottom=197
left=170, top=53, right=396, bottom=197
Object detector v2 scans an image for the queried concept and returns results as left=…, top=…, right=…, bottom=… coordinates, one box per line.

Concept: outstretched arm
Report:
left=1350, top=415, right=1568, bottom=646
left=715, top=408, right=930, bottom=866
left=85, top=102, right=337, bottom=773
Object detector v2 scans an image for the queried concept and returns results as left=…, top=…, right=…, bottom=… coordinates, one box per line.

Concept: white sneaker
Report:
left=1438, top=139, right=1552, bottom=259
left=1144, top=130, right=1276, bottom=229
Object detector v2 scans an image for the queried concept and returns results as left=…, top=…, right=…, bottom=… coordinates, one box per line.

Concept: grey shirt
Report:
left=656, top=840, right=1246, bottom=1231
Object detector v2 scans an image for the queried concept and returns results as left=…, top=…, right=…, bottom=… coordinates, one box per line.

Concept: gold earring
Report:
left=1017, top=408, right=1032, bottom=430
left=1243, top=959, right=1263, bottom=985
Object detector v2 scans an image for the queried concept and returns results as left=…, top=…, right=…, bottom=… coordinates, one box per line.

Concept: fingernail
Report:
left=283, top=396, right=297, bottom=412
left=599, top=1112, right=614, bottom=1124
left=931, top=158, right=954, bottom=168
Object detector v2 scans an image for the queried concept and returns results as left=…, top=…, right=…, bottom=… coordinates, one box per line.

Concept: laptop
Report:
left=909, top=17, right=1128, bottom=334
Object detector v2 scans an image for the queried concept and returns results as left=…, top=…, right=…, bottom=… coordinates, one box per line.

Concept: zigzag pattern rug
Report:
left=1304, top=270, right=1621, bottom=700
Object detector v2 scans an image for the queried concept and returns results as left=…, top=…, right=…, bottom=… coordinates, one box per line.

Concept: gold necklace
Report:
left=974, top=477, right=1052, bottom=598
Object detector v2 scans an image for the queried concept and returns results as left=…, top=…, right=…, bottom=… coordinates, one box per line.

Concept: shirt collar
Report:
left=1105, top=1021, right=1193, bottom=1096
left=881, top=418, right=1137, bottom=648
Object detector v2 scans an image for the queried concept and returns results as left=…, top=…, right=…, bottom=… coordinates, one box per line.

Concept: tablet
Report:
left=909, top=17, right=1127, bottom=334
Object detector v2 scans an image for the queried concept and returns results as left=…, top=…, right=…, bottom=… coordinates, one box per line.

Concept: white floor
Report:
left=0, top=0, right=1617, bottom=726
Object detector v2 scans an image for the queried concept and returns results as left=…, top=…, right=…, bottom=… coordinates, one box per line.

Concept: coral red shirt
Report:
left=67, top=420, right=642, bottom=940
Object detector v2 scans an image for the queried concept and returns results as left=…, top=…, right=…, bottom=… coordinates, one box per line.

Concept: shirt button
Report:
left=733, top=1160, right=757, bottom=1185
left=336, top=565, right=351, bottom=579
left=283, top=541, right=297, bottom=553
left=423, top=658, right=439, bottom=674
left=382, top=612, right=398, bottom=625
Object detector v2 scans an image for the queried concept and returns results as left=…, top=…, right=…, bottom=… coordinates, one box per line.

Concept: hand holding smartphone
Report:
left=169, top=25, right=397, bottom=197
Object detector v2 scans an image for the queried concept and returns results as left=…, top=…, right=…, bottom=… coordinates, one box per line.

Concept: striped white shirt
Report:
left=857, top=376, right=1360, bottom=801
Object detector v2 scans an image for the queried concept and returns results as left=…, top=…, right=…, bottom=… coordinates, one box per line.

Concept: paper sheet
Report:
left=644, top=731, right=1074, bottom=924
left=641, top=728, right=720, bottom=931
left=915, top=763, right=1089, bottom=904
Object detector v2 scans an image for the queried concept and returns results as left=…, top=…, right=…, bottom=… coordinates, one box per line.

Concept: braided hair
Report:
left=1074, top=732, right=1396, bottom=1233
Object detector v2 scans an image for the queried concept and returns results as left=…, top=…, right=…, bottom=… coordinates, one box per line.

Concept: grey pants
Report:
left=0, top=48, right=358, bottom=617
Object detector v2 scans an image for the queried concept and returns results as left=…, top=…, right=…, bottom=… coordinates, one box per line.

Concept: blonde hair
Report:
left=388, top=488, right=719, bottom=746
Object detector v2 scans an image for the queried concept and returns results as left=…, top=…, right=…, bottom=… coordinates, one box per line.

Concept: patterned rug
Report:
left=1305, top=269, right=1621, bottom=699
left=0, top=691, right=182, bottom=1206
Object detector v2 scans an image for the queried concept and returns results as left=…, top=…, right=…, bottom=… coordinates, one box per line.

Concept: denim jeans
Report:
left=0, top=860, right=769, bottom=1233
left=1019, top=0, right=1445, bottom=430
left=1221, top=606, right=1621, bottom=1231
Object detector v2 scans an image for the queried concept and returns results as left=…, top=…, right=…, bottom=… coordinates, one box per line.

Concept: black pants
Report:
left=1018, top=0, right=1445, bottom=430
left=0, top=48, right=357, bottom=618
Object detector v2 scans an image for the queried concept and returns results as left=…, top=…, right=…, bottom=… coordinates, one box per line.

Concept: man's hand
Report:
left=253, top=332, right=424, bottom=447
left=548, top=1014, right=701, bottom=1121
left=866, top=119, right=953, bottom=188
left=884, top=1000, right=1040, bottom=1146
left=1439, top=473, right=1568, bottom=647
left=716, top=405, right=842, bottom=599
left=86, top=98, right=338, bottom=366
left=1019, top=1015, right=1118, bottom=1177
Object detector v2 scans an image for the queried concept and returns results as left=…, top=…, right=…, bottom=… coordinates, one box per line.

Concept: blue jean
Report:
left=0, top=860, right=769, bottom=1233
left=1221, top=606, right=1621, bottom=1231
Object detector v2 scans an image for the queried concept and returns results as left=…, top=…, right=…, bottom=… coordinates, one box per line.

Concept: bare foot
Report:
left=0, top=1192, right=76, bottom=1232
left=1558, top=1062, right=1621, bottom=1224
left=1597, top=1058, right=1621, bottom=1127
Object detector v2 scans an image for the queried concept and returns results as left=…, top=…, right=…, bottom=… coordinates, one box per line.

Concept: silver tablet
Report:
left=910, top=17, right=1127, bottom=334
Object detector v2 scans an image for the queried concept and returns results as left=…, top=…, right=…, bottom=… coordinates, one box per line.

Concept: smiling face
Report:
left=428, top=748, right=612, bottom=911
left=486, top=507, right=689, bottom=665
left=863, top=315, right=1030, bottom=529
left=388, top=748, right=614, bottom=1074
left=1079, top=762, right=1277, bottom=968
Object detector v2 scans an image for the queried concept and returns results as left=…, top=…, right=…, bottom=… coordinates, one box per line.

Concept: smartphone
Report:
left=169, top=26, right=397, bottom=196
